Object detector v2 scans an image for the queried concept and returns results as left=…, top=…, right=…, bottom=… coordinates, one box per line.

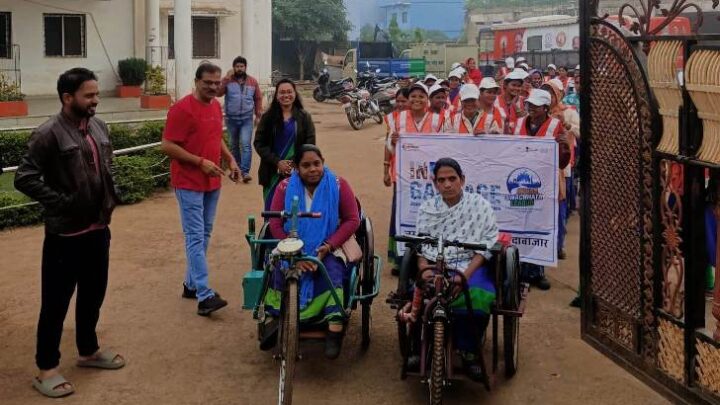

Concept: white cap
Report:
left=424, top=74, right=438, bottom=83
left=547, top=63, right=557, bottom=70
left=526, top=89, right=552, bottom=106
left=450, top=62, right=462, bottom=71
left=505, top=68, right=529, bottom=81
left=409, top=82, right=429, bottom=95
left=505, top=57, right=515, bottom=69
left=516, top=56, right=527, bottom=64
left=575, top=64, right=580, bottom=71
left=448, top=68, right=464, bottom=79
left=428, top=83, right=446, bottom=97
left=478, top=77, right=500, bottom=90
left=459, top=84, right=480, bottom=101
left=549, top=78, right=564, bottom=91
left=518, top=63, right=530, bottom=71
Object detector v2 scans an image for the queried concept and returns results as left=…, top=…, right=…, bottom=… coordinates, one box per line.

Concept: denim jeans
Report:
left=226, top=116, right=253, bottom=176
left=175, top=188, right=221, bottom=302
left=558, top=199, right=568, bottom=252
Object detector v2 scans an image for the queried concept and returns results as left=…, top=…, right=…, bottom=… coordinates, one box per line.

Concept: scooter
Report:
left=313, top=66, right=354, bottom=103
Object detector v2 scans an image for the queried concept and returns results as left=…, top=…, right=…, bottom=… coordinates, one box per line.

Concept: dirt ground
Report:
left=0, top=100, right=668, bottom=405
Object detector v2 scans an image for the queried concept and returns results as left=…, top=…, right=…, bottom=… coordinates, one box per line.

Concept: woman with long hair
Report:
left=254, top=79, right=316, bottom=210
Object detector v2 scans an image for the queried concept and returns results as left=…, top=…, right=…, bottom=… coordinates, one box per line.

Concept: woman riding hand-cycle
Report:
left=401, top=158, right=499, bottom=381
left=267, top=145, right=360, bottom=359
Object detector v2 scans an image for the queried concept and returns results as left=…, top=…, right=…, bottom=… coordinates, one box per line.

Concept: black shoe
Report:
left=197, top=294, right=227, bottom=316
left=182, top=284, right=197, bottom=299
left=462, top=357, right=485, bottom=382
left=324, top=330, right=344, bottom=359
left=531, top=276, right=551, bottom=291
left=558, top=249, right=567, bottom=260
left=570, top=296, right=581, bottom=308
left=259, top=320, right=279, bottom=351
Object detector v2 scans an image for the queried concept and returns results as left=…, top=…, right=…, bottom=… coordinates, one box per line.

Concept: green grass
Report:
left=0, top=172, right=16, bottom=193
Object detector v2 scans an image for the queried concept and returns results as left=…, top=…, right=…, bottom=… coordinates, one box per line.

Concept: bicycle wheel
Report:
left=361, top=217, right=375, bottom=349
left=429, top=321, right=445, bottom=405
left=503, top=246, right=520, bottom=378
left=278, top=279, right=298, bottom=405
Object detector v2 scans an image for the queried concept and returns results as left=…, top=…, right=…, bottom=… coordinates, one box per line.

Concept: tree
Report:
left=388, top=15, right=404, bottom=44
left=272, top=0, right=352, bottom=80
left=413, top=28, right=424, bottom=43
left=359, top=24, right=375, bottom=41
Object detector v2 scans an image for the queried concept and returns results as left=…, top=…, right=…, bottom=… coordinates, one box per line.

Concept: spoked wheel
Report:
left=373, top=111, right=384, bottom=124
left=503, top=246, right=521, bottom=378
left=360, top=217, right=375, bottom=349
left=278, top=279, right=299, bottom=405
left=429, top=321, right=445, bottom=405
left=347, top=106, right=364, bottom=130
left=312, top=87, right=325, bottom=102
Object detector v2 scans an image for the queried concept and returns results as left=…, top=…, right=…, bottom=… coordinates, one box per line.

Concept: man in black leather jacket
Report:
left=14, top=68, right=125, bottom=398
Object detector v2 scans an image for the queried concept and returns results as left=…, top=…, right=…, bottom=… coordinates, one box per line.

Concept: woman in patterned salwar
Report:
left=398, top=158, right=499, bottom=381
left=254, top=79, right=316, bottom=210
left=265, top=145, right=360, bottom=359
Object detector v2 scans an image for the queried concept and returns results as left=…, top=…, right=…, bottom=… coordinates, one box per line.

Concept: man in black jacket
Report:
left=14, top=68, right=125, bottom=398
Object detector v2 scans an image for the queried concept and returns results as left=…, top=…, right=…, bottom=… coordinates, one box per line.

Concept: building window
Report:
left=44, top=14, right=86, bottom=57
left=168, top=16, right=220, bottom=59
left=527, top=35, right=542, bottom=51
left=0, top=12, right=11, bottom=59
left=402, top=12, right=407, bottom=24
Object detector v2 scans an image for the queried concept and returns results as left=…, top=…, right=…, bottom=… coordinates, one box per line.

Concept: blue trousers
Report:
left=226, top=116, right=254, bottom=176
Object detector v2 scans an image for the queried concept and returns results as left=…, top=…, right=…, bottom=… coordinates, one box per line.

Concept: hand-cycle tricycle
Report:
left=386, top=233, right=527, bottom=405
left=243, top=196, right=381, bottom=405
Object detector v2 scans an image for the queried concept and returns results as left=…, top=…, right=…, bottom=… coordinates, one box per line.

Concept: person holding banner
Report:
left=399, top=158, right=499, bottom=380
left=512, top=88, right=571, bottom=290
left=496, top=68, right=528, bottom=135
left=391, top=82, right=445, bottom=135
left=384, top=88, right=411, bottom=275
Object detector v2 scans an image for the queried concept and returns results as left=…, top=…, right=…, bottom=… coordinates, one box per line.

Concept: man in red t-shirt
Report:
left=161, top=63, right=240, bottom=316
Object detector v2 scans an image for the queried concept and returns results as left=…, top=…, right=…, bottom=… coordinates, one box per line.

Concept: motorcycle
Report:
left=357, top=68, right=398, bottom=116
left=339, top=88, right=384, bottom=130
left=313, top=67, right=354, bottom=103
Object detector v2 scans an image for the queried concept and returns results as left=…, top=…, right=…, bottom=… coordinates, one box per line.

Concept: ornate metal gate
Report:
left=580, top=1, right=720, bottom=403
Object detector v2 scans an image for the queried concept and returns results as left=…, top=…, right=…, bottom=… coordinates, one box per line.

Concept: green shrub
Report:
left=118, top=58, right=147, bottom=86
left=0, top=193, right=42, bottom=229
left=145, top=66, right=167, bottom=95
left=136, top=121, right=164, bottom=145
left=113, top=155, right=156, bottom=204
left=0, top=130, right=31, bottom=168
left=0, top=72, right=24, bottom=101
left=108, top=123, right=135, bottom=150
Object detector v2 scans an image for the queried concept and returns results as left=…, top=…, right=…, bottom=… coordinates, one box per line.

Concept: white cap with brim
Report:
left=450, top=62, right=462, bottom=71
left=479, top=77, right=500, bottom=90
left=547, top=64, right=557, bottom=70
left=459, top=84, right=480, bottom=101
left=518, top=63, right=530, bottom=71
left=448, top=69, right=464, bottom=79
left=505, top=57, right=515, bottom=69
left=424, top=74, right=438, bottom=83
left=526, top=89, right=552, bottom=107
left=516, top=56, right=527, bottom=64
left=428, top=83, right=446, bottom=97
left=505, top=68, right=529, bottom=81
left=409, top=82, right=429, bottom=95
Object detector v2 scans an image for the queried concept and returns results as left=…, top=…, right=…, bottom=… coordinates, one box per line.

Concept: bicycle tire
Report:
left=278, top=279, right=298, bottom=405
left=503, top=246, right=521, bottom=378
left=429, top=321, right=445, bottom=405
left=361, top=218, right=375, bottom=349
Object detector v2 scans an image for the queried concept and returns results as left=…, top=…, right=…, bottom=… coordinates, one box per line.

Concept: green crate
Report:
left=242, top=270, right=265, bottom=310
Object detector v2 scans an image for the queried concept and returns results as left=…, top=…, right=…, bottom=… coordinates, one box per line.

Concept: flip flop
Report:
left=32, top=374, right=75, bottom=398
left=76, top=351, right=125, bottom=370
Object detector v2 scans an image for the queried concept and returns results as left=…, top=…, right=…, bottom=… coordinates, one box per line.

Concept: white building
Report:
left=0, top=0, right=272, bottom=97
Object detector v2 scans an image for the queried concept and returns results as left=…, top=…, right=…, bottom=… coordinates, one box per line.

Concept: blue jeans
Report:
left=175, top=188, right=221, bottom=302
left=558, top=199, right=568, bottom=252
left=226, top=116, right=253, bottom=175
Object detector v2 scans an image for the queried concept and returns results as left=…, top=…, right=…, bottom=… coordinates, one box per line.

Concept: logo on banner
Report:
left=506, top=168, right=543, bottom=207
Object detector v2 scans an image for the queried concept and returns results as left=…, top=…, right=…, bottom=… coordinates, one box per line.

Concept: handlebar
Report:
left=395, top=234, right=486, bottom=251
left=261, top=211, right=322, bottom=219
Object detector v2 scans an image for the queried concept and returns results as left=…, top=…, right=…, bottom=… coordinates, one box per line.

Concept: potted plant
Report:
left=141, top=65, right=172, bottom=109
left=117, top=58, right=147, bottom=98
left=0, top=73, right=27, bottom=117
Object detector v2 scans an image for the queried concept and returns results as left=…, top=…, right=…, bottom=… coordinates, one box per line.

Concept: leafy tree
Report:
left=272, top=0, right=352, bottom=80
left=359, top=24, right=375, bottom=41
left=413, top=28, right=424, bottom=43
left=388, top=15, right=404, bottom=44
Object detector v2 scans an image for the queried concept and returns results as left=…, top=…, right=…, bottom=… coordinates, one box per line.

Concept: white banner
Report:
left=395, top=135, right=559, bottom=266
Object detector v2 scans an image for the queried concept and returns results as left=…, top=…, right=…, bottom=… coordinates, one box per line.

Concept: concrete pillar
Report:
left=174, top=0, right=193, bottom=98
left=242, top=0, right=272, bottom=86
left=146, top=0, right=161, bottom=66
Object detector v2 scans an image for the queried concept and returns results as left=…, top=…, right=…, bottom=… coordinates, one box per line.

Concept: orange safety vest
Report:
left=450, top=107, right=505, bottom=134
left=495, top=95, right=525, bottom=132
left=513, top=116, right=563, bottom=137
left=395, top=110, right=443, bottom=134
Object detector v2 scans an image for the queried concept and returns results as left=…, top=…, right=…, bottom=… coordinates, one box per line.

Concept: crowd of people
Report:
left=12, top=54, right=582, bottom=397
left=382, top=57, right=582, bottom=299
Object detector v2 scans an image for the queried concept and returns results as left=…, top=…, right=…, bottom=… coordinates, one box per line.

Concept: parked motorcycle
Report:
left=313, top=67, right=354, bottom=103
left=357, top=68, right=398, bottom=117
left=339, top=88, right=384, bottom=130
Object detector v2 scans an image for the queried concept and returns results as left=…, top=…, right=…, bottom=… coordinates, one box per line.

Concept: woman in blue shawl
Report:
left=265, top=145, right=360, bottom=359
